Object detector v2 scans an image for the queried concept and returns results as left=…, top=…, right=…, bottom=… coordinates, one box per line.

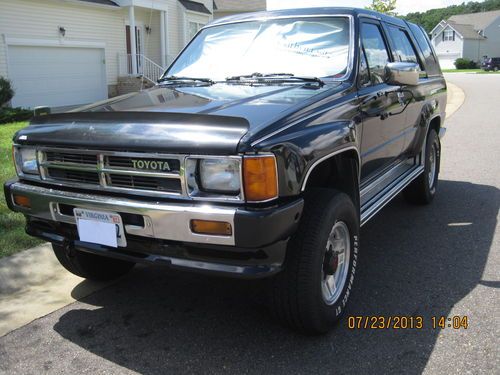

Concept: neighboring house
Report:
left=0, top=0, right=213, bottom=108
left=213, top=0, right=266, bottom=19
left=430, top=10, right=500, bottom=69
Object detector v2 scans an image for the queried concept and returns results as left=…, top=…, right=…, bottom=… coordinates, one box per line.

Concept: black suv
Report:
left=5, top=8, right=446, bottom=333
left=482, top=57, right=500, bottom=71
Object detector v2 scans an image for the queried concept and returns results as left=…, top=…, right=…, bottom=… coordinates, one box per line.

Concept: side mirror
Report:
left=385, top=62, right=419, bottom=86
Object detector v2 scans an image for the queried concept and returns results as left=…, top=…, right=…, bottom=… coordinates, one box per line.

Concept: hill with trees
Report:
left=404, top=0, right=500, bottom=32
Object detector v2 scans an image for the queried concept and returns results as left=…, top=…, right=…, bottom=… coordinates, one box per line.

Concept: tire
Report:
left=404, top=129, right=440, bottom=205
left=269, top=188, right=360, bottom=334
left=52, top=244, right=135, bottom=281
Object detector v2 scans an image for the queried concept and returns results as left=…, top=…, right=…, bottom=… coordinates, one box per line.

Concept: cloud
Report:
left=267, top=0, right=465, bottom=15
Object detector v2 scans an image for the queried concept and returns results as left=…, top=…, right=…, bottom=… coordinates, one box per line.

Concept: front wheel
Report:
left=269, top=188, right=360, bottom=334
left=52, top=244, right=135, bottom=281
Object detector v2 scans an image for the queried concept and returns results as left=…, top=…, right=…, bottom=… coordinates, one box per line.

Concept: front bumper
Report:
left=5, top=180, right=303, bottom=278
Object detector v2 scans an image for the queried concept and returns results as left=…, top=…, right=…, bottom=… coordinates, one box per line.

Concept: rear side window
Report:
left=386, top=25, right=419, bottom=66
left=361, top=22, right=390, bottom=85
left=408, top=23, right=440, bottom=76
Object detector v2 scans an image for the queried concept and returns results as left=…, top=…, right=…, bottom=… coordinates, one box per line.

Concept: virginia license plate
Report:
left=74, top=208, right=127, bottom=248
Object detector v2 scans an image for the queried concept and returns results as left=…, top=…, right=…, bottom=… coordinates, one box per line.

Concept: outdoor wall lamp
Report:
left=58, top=26, right=66, bottom=37
left=145, top=25, right=152, bottom=34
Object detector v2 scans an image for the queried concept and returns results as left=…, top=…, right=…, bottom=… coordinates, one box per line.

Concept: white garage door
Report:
left=437, top=54, right=461, bottom=69
left=8, top=45, right=107, bottom=108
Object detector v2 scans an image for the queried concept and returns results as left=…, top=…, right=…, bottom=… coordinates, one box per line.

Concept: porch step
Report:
left=116, top=76, right=155, bottom=96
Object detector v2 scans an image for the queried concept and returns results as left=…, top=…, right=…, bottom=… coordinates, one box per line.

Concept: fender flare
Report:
left=300, top=145, right=361, bottom=192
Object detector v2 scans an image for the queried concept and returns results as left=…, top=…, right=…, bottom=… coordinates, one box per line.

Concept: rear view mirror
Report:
left=385, top=62, right=419, bottom=86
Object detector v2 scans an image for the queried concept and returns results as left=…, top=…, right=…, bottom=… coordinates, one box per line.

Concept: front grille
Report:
left=46, top=151, right=97, bottom=165
left=47, top=168, right=100, bottom=185
left=108, top=174, right=182, bottom=192
left=107, top=156, right=181, bottom=173
left=39, top=148, right=184, bottom=197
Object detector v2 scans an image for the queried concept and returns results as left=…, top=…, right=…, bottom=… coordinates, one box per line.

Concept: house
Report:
left=213, top=0, right=266, bottom=19
left=0, top=0, right=214, bottom=108
left=430, top=10, right=500, bottom=69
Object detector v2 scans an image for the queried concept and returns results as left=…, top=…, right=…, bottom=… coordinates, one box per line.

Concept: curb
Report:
left=445, top=80, right=466, bottom=119
left=0, top=243, right=111, bottom=337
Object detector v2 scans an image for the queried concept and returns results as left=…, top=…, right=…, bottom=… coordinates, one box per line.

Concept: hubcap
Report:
left=428, top=143, right=437, bottom=188
left=321, top=221, right=351, bottom=305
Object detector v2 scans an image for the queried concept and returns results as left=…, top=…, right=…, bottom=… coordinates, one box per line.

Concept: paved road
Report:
left=0, top=74, right=498, bottom=375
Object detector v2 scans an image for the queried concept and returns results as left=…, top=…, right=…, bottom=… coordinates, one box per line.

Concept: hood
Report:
left=16, top=83, right=338, bottom=154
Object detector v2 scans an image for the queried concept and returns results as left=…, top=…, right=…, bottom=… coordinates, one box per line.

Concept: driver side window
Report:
left=360, top=22, right=390, bottom=86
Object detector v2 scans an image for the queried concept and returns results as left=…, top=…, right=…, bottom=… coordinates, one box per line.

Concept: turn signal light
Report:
left=13, top=194, right=31, bottom=208
left=190, top=220, right=232, bottom=236
left=243, top=156, right=278, bottom=202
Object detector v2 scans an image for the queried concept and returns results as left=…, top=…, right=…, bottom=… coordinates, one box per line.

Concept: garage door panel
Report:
left=8, top=46, right=107, bottom=108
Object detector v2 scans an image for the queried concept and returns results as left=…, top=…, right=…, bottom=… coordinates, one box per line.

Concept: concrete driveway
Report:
left=0, top=73, right=498, bottom=374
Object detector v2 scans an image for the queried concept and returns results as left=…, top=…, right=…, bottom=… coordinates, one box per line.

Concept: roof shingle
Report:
left=448, top=10, right=500, bottom=31
left=77, top=0, right=119, bottom=6
left=447, top=21, right=485, bottom=40
left=178, top=0, right=212, bottom=14
left=213, top=0, right=266, bottom=12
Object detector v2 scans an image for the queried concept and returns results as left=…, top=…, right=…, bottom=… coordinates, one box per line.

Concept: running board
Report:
left=360, top=165, right=424, bottom=226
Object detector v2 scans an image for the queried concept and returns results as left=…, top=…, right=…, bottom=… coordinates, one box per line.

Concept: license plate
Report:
left=74, top=208, right=127, bottom=248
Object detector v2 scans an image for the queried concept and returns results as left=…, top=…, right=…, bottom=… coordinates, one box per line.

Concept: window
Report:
left=443, top=29, right=455, bottom=41
left=361, top=22, right=390, bottom=85
left=387, top=25, right=419, bottom=65
left=168, top=17, right=351, bottom=81
left=409, top=23, right=440, bottom=75
left=188, top=21, right=205, bottom=41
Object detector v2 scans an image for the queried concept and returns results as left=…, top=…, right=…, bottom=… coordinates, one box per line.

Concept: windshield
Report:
left=165, top=17, right=351, bottom=82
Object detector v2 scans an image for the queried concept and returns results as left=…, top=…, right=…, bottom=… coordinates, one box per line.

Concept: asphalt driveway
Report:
left=0, top=73, right=498, bottom=374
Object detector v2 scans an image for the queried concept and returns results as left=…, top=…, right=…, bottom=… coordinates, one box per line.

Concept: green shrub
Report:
left=0, top=107, right=32, bottom=125
left=0, top=77, right=14, bottom=107
left=454, top=58, right=477, bottom=69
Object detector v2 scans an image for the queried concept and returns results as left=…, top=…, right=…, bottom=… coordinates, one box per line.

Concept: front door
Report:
left=125, top=25, right=143, bottom=73
left=358, top=20, right=408, bottom=181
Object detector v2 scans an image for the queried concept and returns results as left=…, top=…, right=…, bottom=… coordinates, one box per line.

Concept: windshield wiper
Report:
left=226, top=73, right=325, bottom=86
left=158, top=76, right=215, bottom=84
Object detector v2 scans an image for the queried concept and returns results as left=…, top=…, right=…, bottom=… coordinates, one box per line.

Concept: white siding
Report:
left=483, top=17, right=500, bottom=58
left=133, top=7, right=162, bottom=65
left=462, top=39, right=485, bottom=62
left=0, top=0, right=125, bottom=86
left=432, top=27, right=464, bottom=56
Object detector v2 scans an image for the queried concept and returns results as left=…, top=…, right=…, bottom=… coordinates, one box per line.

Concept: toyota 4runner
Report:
left=4, top=8, right=446, bottom=333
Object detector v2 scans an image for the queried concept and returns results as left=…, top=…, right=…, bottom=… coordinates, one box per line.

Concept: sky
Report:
left=267, top=0, right=467, bottom=16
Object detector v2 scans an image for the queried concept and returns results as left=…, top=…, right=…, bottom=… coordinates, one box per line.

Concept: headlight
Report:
left=14, top=147, right=39, bottom=175
left=186, top=157, right=242, bottom=198
left=199, top=158, right=241, bottom=193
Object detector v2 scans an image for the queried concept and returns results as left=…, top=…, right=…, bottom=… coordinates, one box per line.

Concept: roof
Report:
left=178, top=0, right=211, bottom=14
left=210, top=7, right=407, bottom=27
left=447, top=21, right=486, bottom=40
left=77, top=0, right=119, bottom=6
left=448, top=10, right=500, bottom=31
left=214, top=0, right=266, bottom=12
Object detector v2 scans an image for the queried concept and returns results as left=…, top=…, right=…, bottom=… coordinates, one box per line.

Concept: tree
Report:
left=366, top=0, right=397, bottom=15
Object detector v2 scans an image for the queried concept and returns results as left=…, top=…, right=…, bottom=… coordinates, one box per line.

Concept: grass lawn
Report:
left=442, top=69, right=500, bottom=74
left=0, top=122, right=43, bottom=258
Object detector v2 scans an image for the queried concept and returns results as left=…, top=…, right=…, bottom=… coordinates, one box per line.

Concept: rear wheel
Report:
left=269, top=188, right=360, bottom=334
left=404, top=129, right=440, bottom=205
left=52, top=244, right=135, bottom=281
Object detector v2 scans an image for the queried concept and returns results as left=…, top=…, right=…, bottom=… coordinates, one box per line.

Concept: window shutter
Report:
left=453, top=31, right=455, bottom=41
left=442, top=31, right=445, bottom=41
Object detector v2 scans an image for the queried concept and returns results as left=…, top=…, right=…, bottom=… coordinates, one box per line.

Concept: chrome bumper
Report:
left=6, top=181, right=237, bottom=246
